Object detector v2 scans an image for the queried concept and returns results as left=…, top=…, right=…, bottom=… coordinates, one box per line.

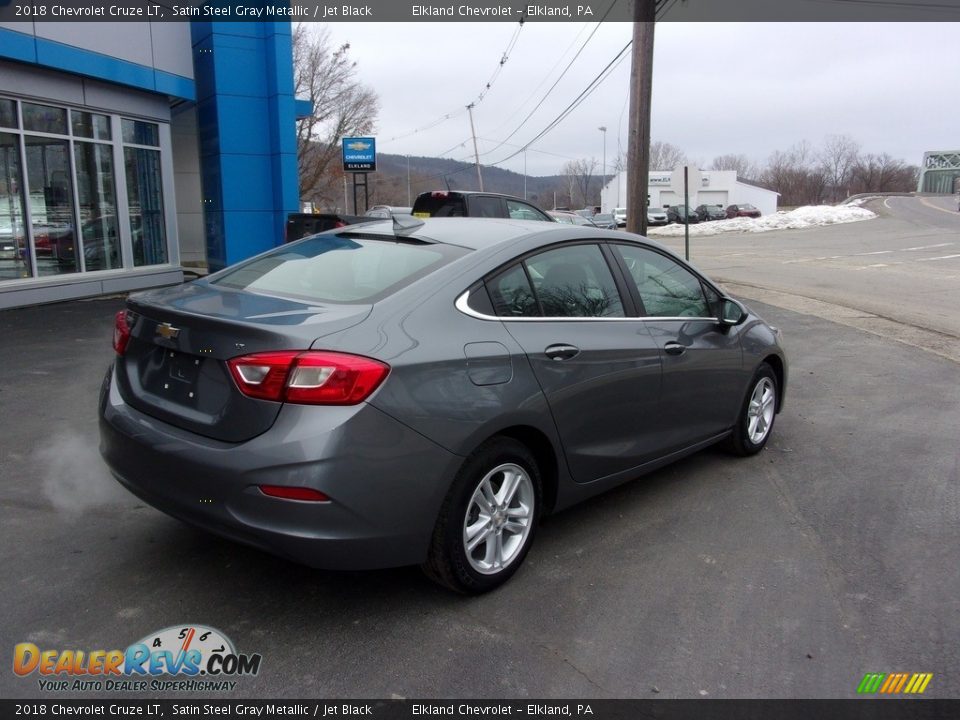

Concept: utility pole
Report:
left=626, top=0, right=655, bottom=235
left=467, top=103, right=484, bottom=191
left=406, top=155, right=411, bottom=206
left=598, top=126, right=607, bottom=210
left=523, top=150, right=527, bottom=199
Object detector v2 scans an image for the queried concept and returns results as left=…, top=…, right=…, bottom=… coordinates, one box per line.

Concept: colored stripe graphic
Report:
left=857, top=672, right=932, bottom=694
left=858, top=673, right=886, bottom=693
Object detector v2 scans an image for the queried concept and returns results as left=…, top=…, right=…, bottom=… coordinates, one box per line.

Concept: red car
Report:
left=726, top=203, right=761, bottom=219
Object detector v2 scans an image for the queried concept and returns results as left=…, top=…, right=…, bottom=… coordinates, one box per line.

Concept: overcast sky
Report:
left=312, top=22, right=958, bottom=177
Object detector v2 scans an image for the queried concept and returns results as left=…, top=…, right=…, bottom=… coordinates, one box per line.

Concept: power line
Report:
left=476, top=0, right=621, bottom=159
left=486, top=22, right=593, bottom=136
left=485, top=40, right=633, bottom=168
left=380, top=20, right=525, bottom=147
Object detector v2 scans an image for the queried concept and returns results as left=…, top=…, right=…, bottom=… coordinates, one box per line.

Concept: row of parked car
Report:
left=293, top=192, right=762, bottom=236
left=662, top=203, right=762, bottom=225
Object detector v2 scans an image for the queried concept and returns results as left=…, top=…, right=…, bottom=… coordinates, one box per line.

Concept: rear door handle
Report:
left=663, top=341, right=686, bottom=356
left=544, top=344, right=580, bottom=361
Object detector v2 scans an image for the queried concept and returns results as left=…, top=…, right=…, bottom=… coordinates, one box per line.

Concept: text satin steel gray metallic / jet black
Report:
left=99, top=217, right=787, bottom=593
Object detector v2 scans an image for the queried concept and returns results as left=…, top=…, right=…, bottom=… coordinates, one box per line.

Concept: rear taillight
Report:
left=430, top=191, right=449, bottom=198
left=227, top=351, right=389, bottom=405
left=113, top=310, right=131, bottom=355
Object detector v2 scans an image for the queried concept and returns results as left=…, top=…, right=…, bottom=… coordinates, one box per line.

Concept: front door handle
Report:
left=663, top=341, right=686, bottom=356
left=544, top=344, right=580, bottom=361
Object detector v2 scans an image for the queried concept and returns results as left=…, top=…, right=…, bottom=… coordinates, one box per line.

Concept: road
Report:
left=1, top=199, right=958, bottom=699
left=655, top=195, right=960, bottom=361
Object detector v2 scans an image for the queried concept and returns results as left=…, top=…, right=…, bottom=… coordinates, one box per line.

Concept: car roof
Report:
left=336, top=216, right=651, bottom=252
left=415, top=190, right=532, bottom=200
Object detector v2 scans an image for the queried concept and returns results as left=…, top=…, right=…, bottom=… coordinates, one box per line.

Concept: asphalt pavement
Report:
left=1, top=201, right=958, bottom=699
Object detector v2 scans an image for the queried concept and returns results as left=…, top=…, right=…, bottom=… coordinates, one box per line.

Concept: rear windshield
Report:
left=412, top=194, right=467, bottom=217
left=212, top=234, right=467, bottom=304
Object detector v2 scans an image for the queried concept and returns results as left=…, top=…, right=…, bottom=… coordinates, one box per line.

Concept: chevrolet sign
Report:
left=342, top=137, right=377, bottom=173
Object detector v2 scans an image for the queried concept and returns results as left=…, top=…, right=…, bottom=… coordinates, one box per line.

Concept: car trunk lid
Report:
left=115, top=282, right=371, bottom=442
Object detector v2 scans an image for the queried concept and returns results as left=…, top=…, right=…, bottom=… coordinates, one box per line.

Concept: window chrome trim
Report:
left=455, top=290, right=719, bottom=323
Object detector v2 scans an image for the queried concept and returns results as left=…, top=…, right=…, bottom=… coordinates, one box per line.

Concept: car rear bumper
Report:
left=98, top=365, right=462, bottom=570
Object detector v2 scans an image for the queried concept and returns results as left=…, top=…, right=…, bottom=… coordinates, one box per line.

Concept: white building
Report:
left=601, top=170, right=780, bottom=216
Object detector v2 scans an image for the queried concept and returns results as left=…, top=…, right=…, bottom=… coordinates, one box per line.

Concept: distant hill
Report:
left=356, top=153, right=611, bottom=211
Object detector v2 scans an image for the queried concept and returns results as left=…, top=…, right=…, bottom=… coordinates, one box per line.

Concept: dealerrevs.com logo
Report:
left=13, top=624, right=262, bottom=692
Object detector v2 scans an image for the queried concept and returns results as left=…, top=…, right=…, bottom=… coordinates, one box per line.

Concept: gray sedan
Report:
left=99, top=218, right=787, bottom=593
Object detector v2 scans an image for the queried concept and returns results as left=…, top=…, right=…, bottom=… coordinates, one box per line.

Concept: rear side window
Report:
left=472, top=196, right=503, bottom=218
left=412, top=194, right=467, bottom=217
left=489, top=265, right=539, bottom=317
left=526, top=245, right=624, bottom=318
left=212, top=235, right=466, bottom=304
left=488, top=244, right=625, bottom=319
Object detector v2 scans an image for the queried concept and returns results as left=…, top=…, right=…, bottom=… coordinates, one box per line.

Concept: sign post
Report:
left=671, top=164, right=702, bottom=261
left=342, top=137, right=377, bottom=215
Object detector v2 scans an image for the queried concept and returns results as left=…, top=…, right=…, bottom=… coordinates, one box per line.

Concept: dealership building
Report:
left=601, top=170, right=780, bottom=216
left=0, top=20, right=306, bottom=309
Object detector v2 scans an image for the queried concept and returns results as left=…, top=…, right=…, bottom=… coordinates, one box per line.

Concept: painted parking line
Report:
left=916, top=254, right=960, bottom=262
left=785, top=242, right=955, bottom=265
left=900, top=243, right=954, bottom=252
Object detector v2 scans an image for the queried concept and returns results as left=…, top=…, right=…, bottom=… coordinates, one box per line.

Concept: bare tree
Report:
left=648, top=141, right=686, bottom=171
left=562, top=158, right=598, bottom=208
left=819, top=134, right=860, bottom=202
left=760, top=141, right=828, bottom=206
left=849, top=153, right=919, bottom=194
left=294, top=25, right=379, bottom=208
left=711, top=153, right=757, bottom=180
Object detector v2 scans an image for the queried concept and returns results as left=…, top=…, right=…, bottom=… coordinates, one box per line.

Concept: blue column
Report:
left=191, top=20, right=299, bottom=271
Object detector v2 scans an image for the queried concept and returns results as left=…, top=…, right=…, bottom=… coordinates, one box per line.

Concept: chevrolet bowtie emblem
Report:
left=155, top=322, right=180, bottom=339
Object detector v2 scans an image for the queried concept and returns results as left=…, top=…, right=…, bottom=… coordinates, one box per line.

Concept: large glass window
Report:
left=124, top=145, right=166, bottom=266
left=24, top=136, right=77, bottom=277
left=75, top=141, right=120, bottom=271
left=0, top=100, right=17, bottom=129
left=72, top=111, right=111, bottom=141
left=0, top=98, right=171, bottom=282
left=22, top=103, right=67, bottom=135
left=614, top=244, right=710, bottom=318
left=0, top=132, right=30, bottom=280
left=121, top=119, right=159, bottom=147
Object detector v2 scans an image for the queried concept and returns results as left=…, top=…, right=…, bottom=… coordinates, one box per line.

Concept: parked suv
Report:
left=412, top=191, right=552, bottom=222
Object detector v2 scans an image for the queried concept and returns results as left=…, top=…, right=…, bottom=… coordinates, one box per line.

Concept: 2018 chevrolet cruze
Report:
left=99, top=217, right=787, bottom=593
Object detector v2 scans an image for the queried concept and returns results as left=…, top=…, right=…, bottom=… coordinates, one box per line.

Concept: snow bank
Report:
left=646, top=205, right=876, bottom=237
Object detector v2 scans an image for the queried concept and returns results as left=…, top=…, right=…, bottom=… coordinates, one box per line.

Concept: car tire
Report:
left=422, top=437, right=542, bottom=594
left=726, top=364, right=778, bottom=457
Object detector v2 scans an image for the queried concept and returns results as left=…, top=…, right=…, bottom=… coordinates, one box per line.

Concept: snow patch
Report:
left=646, top=205, right=876, bottom=238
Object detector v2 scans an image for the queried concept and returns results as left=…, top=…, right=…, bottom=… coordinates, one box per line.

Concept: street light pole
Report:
left=598, top=126, right=606, bottom=211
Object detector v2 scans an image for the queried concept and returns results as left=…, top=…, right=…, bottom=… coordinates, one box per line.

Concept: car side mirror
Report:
left=720, top=298, right=747, bottom=326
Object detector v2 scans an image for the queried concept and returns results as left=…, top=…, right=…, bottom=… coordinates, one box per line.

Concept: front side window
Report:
left=526, top=244, right=624, bottom=318
left=614, top=244, right=709, bottom=318
left=506, top=199, right=549, bottom=221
